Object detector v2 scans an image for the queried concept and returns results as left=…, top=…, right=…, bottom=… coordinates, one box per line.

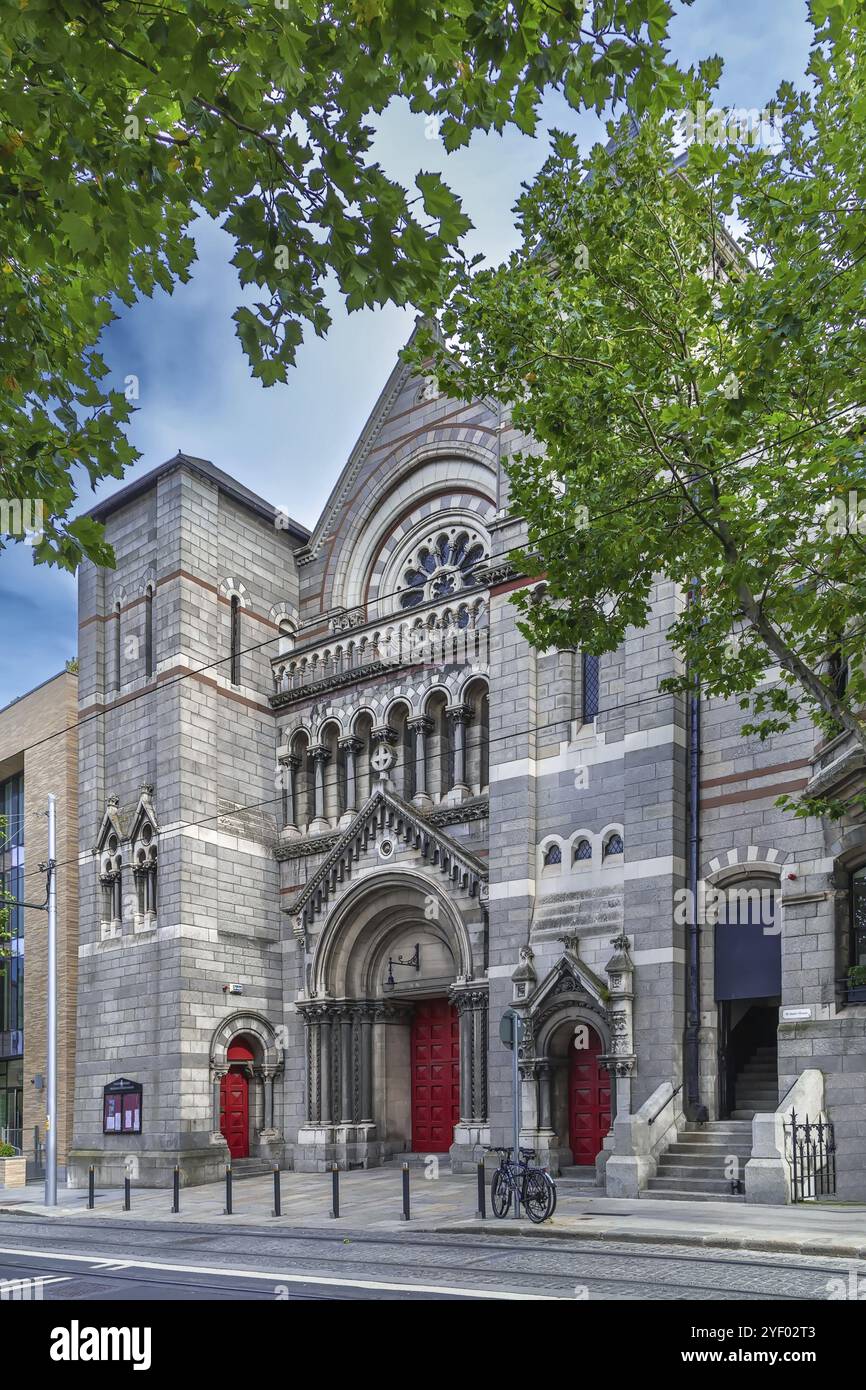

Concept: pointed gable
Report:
left=285, top=782, right=487, bottom=936
left=295, top=320, right=501, bottom=621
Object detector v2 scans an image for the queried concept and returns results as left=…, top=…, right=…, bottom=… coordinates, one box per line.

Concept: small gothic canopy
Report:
left=93, top=796, right=125, bottom=856
left=523, top=944, right=610, bottom=1020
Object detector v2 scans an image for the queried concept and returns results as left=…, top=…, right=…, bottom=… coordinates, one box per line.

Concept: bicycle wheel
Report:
left=491, top=1170, right=512, bottom=1218
left=523, top=1169, right=554, bottom=1224
left=544, top=1172, right=558, bottom=1217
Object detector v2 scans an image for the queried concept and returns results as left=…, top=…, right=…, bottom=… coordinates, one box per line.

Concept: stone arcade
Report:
left=70, top=327, right=866, bottom=1201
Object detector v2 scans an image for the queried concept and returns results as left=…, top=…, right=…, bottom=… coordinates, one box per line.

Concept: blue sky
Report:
left=0, top=0, right=814, bottom=707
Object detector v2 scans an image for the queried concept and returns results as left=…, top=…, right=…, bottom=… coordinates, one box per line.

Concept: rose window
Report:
left=398, top=530, right=487, bottom=611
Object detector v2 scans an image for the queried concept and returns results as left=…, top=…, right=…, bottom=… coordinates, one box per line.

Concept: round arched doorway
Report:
left=220, top=1038, right=255, bottom=1159
left=568, top=1024, right=611, bottom=1165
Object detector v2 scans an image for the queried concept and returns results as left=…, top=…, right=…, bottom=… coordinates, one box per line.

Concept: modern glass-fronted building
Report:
left=0, top=771, right=24, bottom=1147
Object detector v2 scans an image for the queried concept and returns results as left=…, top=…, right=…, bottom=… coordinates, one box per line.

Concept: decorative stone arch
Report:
left=269, top=600, right=298, bottom=628
left=600, top=823, right=625, bottom=864
left=209, top=1011, right=285, bottom=1157
left=349, top=704, right=379, bottom=737
left=519, top=955, right=613, bottom=1174
left=210, top=1011, right=284, bottom=1072
left=315, top=712, right=346, bottom=743
left=311, top=866, right=475, bottom=998
left=110, top=583, right=128, bottom=610
left=139, top=571, right=156, bottom=598
left=698, top=846, right=787, bottom=1121
left=324, top=439, right=499, bottom=611
left=567, top=828, right=596, bottom=870
left=298, top=866, right=487, bottom=1170
left=421, top=681, right=454, bottom=716
left=538, top=834, right=566, bottom=875
left=703, top=844, right=789, bottom=885
left=218, top=577, right=249, bottom=608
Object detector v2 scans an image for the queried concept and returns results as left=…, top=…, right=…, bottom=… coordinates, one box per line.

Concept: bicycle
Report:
left=487, top=1146, right=556, bottom=1223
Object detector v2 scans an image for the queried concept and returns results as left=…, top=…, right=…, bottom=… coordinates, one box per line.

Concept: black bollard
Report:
left=476, top=1160, right=486, bottom=1219
left=88, top=1165, right=94, bottom=1210
left=123, top=1176, right=131, bottom=1211
left=171, top=1165, right=180, bottom=1214
left=401, top=1161, right=410, bottom=1222
left=329, top=1162, right=340, bottom=1219
left=224, top=1163, right=233, bottom=1216
left=272, top=1164, right=281, bottom=1218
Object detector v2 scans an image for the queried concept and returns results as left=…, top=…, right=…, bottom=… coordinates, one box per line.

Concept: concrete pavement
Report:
left=2, top=1168, right=866, bottom=1259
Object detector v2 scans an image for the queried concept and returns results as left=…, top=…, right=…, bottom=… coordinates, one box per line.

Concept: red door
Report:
left=220, top=1040, right=253, bottom=1159
left=411, top=999, right=459, bottom=1153
left=568, top=1026, right=611, bottom=1165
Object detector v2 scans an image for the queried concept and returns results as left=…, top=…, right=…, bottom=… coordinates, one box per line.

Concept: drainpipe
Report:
left=684, top=582, right=708, bottom=1122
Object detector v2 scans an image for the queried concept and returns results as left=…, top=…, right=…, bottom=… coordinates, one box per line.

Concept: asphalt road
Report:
left=0, top=1214, right=862, bottom=1301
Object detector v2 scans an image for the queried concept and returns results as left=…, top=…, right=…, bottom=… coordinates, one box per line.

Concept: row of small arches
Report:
left=274, top=602, right=488, bottom=690
left=541, top=829, right=624, bottom=870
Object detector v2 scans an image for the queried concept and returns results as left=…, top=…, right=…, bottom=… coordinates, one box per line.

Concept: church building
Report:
left=69, top=327, right=866, bottom=1202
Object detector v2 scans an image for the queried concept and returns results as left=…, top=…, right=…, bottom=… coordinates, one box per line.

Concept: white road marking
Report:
left=0, top=1244, right=556, bottom=1300
left=0, top=1275, right=71, bottom=1293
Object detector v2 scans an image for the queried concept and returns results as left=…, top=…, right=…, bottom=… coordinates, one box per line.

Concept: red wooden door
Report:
left=411, top=999, right=459, bottom=1153
left=568, top=1026, right=611, bottom=1165
left=220, top=1069, right=250, bottom=1159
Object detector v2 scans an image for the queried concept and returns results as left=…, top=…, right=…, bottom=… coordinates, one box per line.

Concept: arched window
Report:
left=100, top=833, right=123, bottom=929
left=582, top=652, right=599, bottom=722
left=144, top=586, right=154, bottom=680
left=848, top=866, right=866, bottom=996
left=543, top=844, right=562, bottom=866
left=603, top=833, right=623, bottom=859
left=230, top=595, right=241, bottom=684
left=573, top=838, right=592, bottom=863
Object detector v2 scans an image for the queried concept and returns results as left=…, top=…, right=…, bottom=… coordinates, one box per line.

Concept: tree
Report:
left=418, top=2, right=866, bottom=818
left=0, top=0, right=701, bottom=572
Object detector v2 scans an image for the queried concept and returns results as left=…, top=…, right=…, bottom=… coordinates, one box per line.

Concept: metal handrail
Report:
left=647, top=1082, right=683, bottom=1126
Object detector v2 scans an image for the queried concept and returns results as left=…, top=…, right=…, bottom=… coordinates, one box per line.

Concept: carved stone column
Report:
left=340, top=1009, right=353, bottom=1123
left=319, top=1010, right=332, bottom=1123
left=537, top=1060, right=553, bottom=1132
left=407, top=715, right=433, bottom=808
left=359, top=1006, right=374, bottom=1123
left=452, top=987, right=488, bottom=1124
left=280, top=754, right=300, bottom=831
left=603, top=933, right=636, bottom=1117
left=338, top=736, right=362, bottom=818
left=211, top=1065, right=228, bottom=1139
left=445, top=704, right=471, bottom=801
left=309, top=744, right=330, bottom=833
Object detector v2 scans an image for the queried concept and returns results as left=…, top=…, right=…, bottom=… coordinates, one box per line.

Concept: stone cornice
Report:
left=276, top=796, right=488, bottom=860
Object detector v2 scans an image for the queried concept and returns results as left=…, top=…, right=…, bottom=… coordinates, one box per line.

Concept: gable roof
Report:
left=84, top=452, right=309, bottom=541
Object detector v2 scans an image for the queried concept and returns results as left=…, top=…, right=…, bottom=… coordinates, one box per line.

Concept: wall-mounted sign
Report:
left=102, top=1077, right=142, bottom=1135
left=780, top=1006, right=813, bottom=1022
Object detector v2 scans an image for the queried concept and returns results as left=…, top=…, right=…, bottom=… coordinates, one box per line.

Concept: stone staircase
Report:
left=557, top=1166, right=605, bottom=1195
left=642, top=1120, right=752, bottom=1202
left=230, top=1158, right=276, bottom=1179
left=731, top=1044, right=779, bottom=1120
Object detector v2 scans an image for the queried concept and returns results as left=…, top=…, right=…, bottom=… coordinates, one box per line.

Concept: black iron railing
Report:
left=784, top=1110, right=836, bottom=1201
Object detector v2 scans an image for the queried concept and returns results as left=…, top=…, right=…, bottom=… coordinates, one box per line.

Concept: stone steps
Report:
left=230, top=1160, right=277, bottom=1180
left=641, top=1189, right=745, bottom=1203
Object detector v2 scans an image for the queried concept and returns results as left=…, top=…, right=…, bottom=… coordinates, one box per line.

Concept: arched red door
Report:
left=411, top=999, right=459, bottom=1153
left=568, top=1025, right=611, bottom=1165
left=220, top=1040, right=254, bottom=1159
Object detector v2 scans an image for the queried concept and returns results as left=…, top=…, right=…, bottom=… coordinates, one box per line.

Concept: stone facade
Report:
left=70, top=334, right=866, bottom=1200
